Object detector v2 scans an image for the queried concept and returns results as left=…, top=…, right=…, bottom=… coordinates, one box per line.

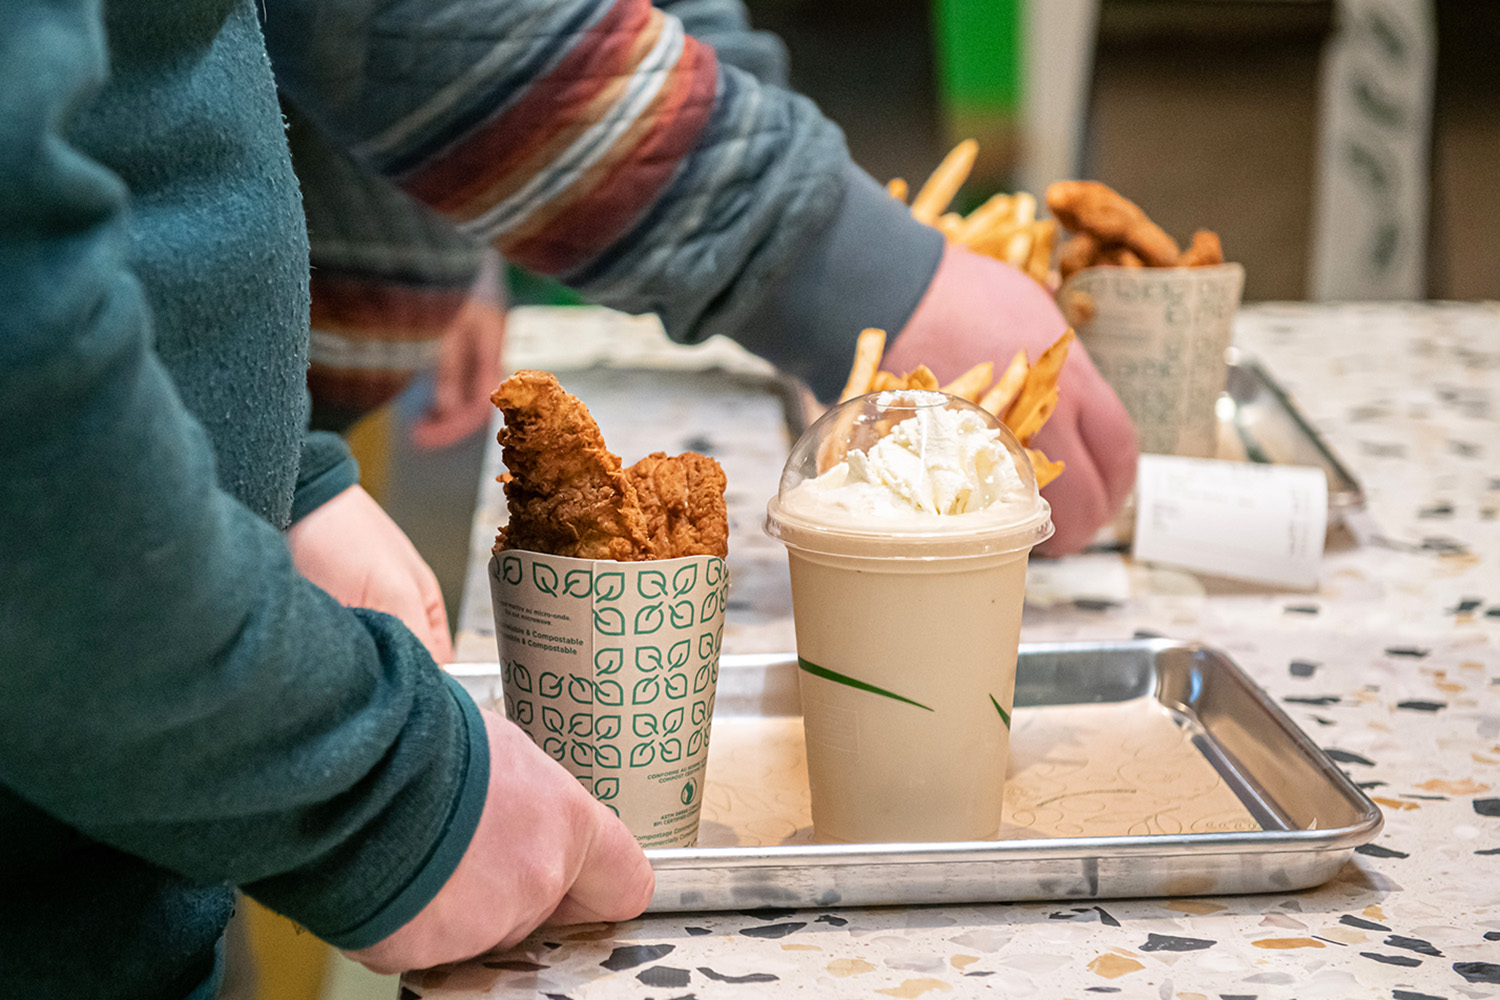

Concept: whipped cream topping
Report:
left=785, top=406, right=1030, bottom=520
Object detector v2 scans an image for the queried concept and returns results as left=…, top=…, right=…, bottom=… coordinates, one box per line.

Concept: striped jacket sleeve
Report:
left=261, top=0, right=942, bottom=398
left=287, top=103, right=484, bottom=428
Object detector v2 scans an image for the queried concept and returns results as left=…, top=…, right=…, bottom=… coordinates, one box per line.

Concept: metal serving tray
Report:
left=1219, top=353, right=1365, bottom=516
left=643, top=639, right=1382, bottom=911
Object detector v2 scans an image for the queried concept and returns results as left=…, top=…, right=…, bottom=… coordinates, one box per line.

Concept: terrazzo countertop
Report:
left=425, top=303, right=1499, bottom=1000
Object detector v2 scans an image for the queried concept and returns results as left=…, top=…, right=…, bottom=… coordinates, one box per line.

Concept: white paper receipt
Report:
left=1133, top=455, right=1328, bottom=589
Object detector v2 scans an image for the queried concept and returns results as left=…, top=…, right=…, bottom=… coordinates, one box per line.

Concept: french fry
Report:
left=910, top=139, right=978, bottom=225
left=935, top=212, right=966, bottom=239
left=887, top=178, right=909, bottom=203
left=892, top=143, right=1062, bottom=290
left=954, top=193, right=1017, bottom=245
left=1026, top=448, right=1065, bottom=489
left=1002, top=229, right=1033, bottom=270
left=871, top=370, right=903, bottom=392
left=964, top=221, right=1025, bottom=261
left=838, top=328, right=887, bottom=403
left=903, top=365, right=940, bottom=392
left=1178, top=229, right=1224, bottom=267
left=1012, top=191, right=1037, bottom=226
left=979, top=349, right=1030, bottom=417
left=1025, top=220, right=1057, bottom=284
left=1028, top=328, right=1074, bottom=385
left=940, top=362, right=994, bottom=402
left=827, top=329, right=886, bottom=470
left=1007, top=390, right=1058, bottom=445
left=1004, top=329, right=1074, bottom=443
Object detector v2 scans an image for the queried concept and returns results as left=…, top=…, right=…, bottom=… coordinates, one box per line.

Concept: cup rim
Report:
left=764, top=496, right=1054, bottom=559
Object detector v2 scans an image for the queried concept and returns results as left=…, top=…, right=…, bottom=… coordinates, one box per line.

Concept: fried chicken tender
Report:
left=1046, top=180, right=1180, bottom=267
left=1057, top=231, right=1101, bottom=282
left=491, top=371, right=729, bottom=561
left=491, top=371, right=652, bottom=561
left=626, top=452, right=729, bottom=560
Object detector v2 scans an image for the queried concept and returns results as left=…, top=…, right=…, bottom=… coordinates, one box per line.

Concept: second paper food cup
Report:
left=489, top=551, right=727, bottom=848
left=1060, top=263, right=1245, bottom=458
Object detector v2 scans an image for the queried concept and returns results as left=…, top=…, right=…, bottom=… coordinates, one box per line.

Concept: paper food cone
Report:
left=1059, top=263, right=1245, bottom=458
left=489, top=552, right=727, bottom=848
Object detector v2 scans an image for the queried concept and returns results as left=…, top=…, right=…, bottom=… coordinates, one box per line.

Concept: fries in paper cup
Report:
left=889, top=143, right=1056, bottom=287
left=892, top=142, right=1226, bottom=292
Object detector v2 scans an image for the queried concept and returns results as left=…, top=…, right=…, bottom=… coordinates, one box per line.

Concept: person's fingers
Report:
left=416, top=561, right=454, bottom=663
left=424, top=607, right=453, bottom=663
left=1032, top=415, right=1110, bottom=556
left=431, top=315, right=470, bottom=419
left=411, top=303, right=506, bottom=451
left=410, top=395, right=495, bottom=451
left=470, top=303, right=507, bottom=400
left=365, top=576, right=444, bottom=661
left=1074, top=373, right=1139, bottom=516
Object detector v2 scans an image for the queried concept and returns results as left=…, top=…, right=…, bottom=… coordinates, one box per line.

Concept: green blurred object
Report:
left=932, top=0, right=1023, bottom=183
left=505, top=264, right=585, bottom=307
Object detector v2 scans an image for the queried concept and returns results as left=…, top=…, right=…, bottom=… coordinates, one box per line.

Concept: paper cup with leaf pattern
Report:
left=489, top=552, right=727, bottom=847
left=1059, top=263, right=1245, bottom=458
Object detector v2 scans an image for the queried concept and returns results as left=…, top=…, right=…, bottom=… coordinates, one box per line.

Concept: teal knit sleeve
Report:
left=0, top=0, right=485, bottom=945
left=292, top=429, right=361, bottom=523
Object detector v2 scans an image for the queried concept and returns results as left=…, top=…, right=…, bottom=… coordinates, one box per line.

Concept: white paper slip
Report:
left=1132, top=455, right=1328, bottom=590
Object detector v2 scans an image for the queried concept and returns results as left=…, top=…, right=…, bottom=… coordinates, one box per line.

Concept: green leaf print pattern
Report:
left=989, top=693, right=1012, bottom=729
left=797, top=657, right=933, bottom=712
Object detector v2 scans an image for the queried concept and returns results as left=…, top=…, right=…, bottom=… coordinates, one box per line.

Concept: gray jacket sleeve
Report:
left=262, top=0, right=942, bottom=400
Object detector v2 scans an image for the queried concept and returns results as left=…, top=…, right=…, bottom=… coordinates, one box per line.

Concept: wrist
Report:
left=731, top=165, right=945, bottom=401
left=888, top=244, right=1068, bottom=378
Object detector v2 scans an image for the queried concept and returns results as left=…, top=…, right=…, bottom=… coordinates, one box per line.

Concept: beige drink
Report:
left=765, top=392, right=1052, bottom=843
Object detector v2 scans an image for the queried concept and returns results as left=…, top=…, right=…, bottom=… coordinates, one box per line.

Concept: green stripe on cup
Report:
left=990, top=693, right=1011, bottom=730
left=797, top=657, right=933, bottom=712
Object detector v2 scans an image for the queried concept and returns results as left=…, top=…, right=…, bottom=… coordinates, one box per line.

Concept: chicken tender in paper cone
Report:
left=488, top=371, right=728, bottom=847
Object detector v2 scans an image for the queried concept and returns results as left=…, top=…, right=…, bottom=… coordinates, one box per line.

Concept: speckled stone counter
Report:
left=426, top=303, right=1499, bottom=1000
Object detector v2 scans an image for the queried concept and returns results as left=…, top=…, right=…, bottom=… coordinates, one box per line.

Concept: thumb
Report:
left=545, top=802, right=656, bottom=927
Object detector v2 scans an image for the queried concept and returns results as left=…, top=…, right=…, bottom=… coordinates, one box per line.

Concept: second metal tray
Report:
left=1219, top=353, right=1365, bottom=515
left=645, top=639, right=1382, bottom=911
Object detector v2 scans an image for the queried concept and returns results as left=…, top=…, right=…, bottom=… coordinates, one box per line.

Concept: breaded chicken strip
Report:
left=491, top=371, right=652, bottom=561
left=626, top=452, right=729, bottom=559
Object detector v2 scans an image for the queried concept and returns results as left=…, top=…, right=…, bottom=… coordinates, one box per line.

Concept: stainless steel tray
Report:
left=1219, top=353, right=1365, bottom=515
left=644, top=639, right=1382, bottom=911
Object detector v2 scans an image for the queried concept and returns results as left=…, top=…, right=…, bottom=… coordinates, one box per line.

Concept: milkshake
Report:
left=765, top=391, right=1052, bottom=843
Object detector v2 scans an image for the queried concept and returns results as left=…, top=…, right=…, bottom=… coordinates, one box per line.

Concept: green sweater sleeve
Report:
left=0, top=0, right=485, bottom=947
left=293, top=429, right=361, bottom=523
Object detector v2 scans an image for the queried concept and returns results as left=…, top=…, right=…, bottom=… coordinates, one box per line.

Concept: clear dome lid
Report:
left=764, top=390, right=1054, bottom=559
